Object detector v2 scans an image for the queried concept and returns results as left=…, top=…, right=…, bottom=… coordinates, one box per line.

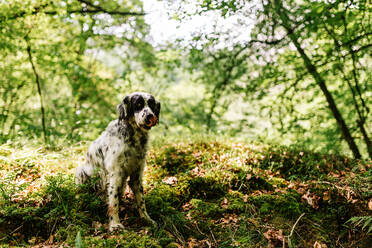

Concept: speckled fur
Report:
left=75, top=92, right=160, bottom=231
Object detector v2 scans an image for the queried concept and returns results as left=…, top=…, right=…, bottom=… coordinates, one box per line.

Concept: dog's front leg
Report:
left=107, top=172, right=125, bottom=232
left=129, top=172, right=156, bottom=227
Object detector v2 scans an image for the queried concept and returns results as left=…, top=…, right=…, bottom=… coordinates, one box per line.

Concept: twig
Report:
left=208, top=225, right=217, bottom=246
left=313, top=181, right=346, bottom=191
left=194, top=222, right=206, bottom=236
left=169, top=221, right=185, bottom=245
left=0, top=225, right=23, bottom=241
left=283, top=213, right=305, bottom=248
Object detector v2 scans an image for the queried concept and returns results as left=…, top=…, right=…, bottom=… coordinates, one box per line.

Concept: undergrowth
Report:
left=0, top=140, right=371, bottom=247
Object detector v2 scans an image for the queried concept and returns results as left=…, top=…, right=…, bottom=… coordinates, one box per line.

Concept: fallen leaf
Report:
left=264, top=229, right=284, bottom=248
left=162, top=176, right=178, bottom=185
left=187, top=238, right=198, bottom=248
left=191, top=167, right=205, bottom=177
left=313, top=241, right=327, bottom=248
left=302, top=191, right=320, bottom=209
left=323, top=191, right=330, bottom=201
left=221, top=197, right=229, bottom=209
left=182, top=202, right=193, bottom=211
left=246, top=173, right=252, bottom=180
left=46, top=234, right=54, bottom=244
left=368, top=199, right=372, bottom=210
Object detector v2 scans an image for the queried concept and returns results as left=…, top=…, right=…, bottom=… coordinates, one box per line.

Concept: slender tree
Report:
left=272, top=0, right=362, bottom=159
left=25, top=34, right=47, bottom=144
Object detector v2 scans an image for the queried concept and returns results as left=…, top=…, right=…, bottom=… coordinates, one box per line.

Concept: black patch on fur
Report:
left=132, top=94, right=144, bottom=112
left=140, top=134, right=147, bottom=147
left=154, top=101, right=161, bottom=118
left=129, top=136, right=136, bottom=147
left=97, top=147, right=104, bottom=160
left=131, top=173, right=139, bottom=183
left=124, top=151, right=130, bottom=158
left=118, top=95, right=133, bottom=121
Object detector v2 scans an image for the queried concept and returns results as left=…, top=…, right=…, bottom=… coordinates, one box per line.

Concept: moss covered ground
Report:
left=0, top=140, right=371, bottom=247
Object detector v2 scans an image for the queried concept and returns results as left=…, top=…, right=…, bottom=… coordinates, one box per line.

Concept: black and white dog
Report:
left=75, top=92, right=160, bottom=231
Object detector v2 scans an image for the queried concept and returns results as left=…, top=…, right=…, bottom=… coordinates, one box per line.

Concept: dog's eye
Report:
left=134, top=101, right=144, bottom=110
left=148, top=99, right=155, bottom=108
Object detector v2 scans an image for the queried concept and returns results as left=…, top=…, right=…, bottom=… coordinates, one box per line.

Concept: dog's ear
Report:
left=154, top=100, right=161, bottom=120
left=117, top=95, right=132, bottom=121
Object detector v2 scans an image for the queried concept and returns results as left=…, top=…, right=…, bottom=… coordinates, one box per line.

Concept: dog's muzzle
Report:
left=145, top=114, right=158, bottom=128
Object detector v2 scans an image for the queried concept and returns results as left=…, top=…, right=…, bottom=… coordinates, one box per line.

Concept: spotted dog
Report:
left=75, top=92, right=160, bottom=231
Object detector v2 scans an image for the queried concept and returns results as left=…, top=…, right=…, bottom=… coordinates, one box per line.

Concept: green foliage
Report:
left=171, top=0, right=371, bottom=159
left=0, top=172, right=28, bottom=203
left=0, top=0, right=150, bottom=144
left=347, top=216, right=372, bottom=234
left=1, top=0, right=370, bottom=159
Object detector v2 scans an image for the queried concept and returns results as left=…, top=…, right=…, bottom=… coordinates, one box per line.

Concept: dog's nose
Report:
left=145, top=114, right=157, bottom=126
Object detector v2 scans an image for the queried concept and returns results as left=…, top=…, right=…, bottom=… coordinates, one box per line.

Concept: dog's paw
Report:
left=109, top=223, right=124, bottom=232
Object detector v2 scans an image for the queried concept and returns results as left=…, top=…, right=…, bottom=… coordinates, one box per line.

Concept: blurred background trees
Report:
left=0, top=0, right=371, bottom=159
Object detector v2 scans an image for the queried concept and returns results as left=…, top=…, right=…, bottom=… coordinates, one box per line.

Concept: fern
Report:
left=346, top=216, right=372, bottom=234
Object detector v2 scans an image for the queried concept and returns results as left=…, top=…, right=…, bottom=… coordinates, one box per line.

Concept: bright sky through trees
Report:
left=143, top=0, right=255, bottom=48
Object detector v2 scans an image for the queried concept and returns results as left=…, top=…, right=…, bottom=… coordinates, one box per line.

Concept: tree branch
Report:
left=249, top=37, right=286, bottom=46
left=2, top=1, right=145, bottom=22
left=343, top=32, right=372, bottom=46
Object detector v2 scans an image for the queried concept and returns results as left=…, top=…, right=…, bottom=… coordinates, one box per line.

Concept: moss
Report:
left=155, top=146, right=196, bottom=175
left=83, top=231, right=161, bottom=248
left=153, top=229, right=175, bottom=247
left=184, top=176, right=227, bottom=200
left=269, top=177, right=287, bottom=187
left=145, top=184, right=183, bottom=220
left=248, top=193, right=303, bottom=219
left=225, top=191, right=253, bottom=213
left=189, top=199, right=221, bottom=217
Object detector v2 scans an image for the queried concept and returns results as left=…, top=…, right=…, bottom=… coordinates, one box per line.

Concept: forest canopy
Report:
left=0, top=0, right=371, bottom=159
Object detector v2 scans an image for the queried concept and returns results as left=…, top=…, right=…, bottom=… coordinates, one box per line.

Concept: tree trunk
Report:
left=273, top=0, right=362, bottom=159
left=25, top=35, right=47, bottom=144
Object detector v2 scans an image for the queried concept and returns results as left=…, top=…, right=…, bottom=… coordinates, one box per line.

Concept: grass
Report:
left=0, top=138, right=371, bottom=247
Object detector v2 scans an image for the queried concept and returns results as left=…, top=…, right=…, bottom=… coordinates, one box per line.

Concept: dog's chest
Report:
left=120, top=131, right=148, bottom=172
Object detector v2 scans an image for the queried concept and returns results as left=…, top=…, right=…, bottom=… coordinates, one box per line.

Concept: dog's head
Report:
left=117, top=92, right=161, bottom=130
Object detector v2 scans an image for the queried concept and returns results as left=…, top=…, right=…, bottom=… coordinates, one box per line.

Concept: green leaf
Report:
left=75, top=231, right=84, bottom=248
